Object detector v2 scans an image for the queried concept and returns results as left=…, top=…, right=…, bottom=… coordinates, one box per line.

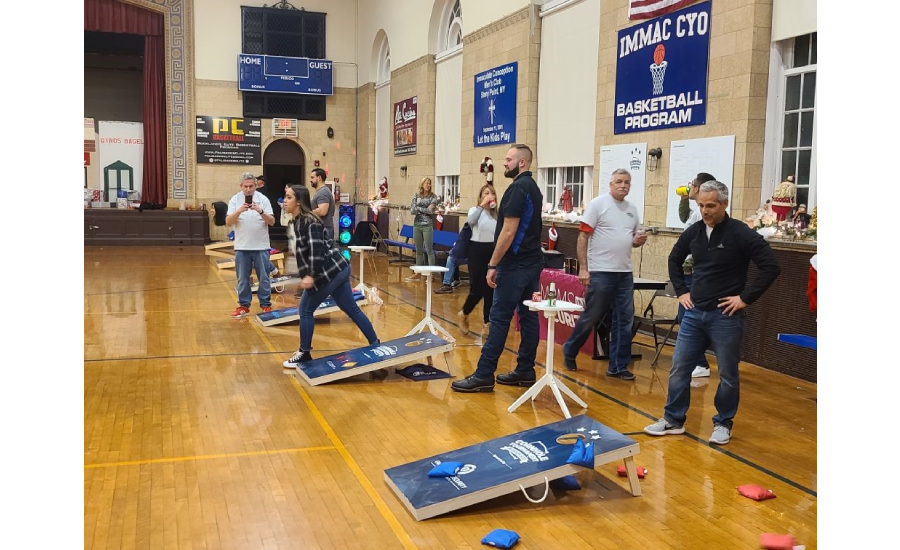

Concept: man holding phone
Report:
left=226, top=172, right=276, bottom=319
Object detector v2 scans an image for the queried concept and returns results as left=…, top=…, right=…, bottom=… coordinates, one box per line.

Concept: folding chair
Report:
left=632, top=282, right=679, bottom=367
left=369, top=223, right=385, bottom=254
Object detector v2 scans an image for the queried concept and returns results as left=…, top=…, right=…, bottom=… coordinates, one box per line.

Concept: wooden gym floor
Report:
left=84, top=246, right=817, bottom=549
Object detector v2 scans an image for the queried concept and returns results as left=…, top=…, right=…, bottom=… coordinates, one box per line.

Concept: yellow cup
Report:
left=676, top=185, right=690, bottom=197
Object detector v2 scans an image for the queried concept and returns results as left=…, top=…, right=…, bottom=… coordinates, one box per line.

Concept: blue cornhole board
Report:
left=294, top=333, right=455, bottom=386
left=255, top=290, right=367, bottom=327
left=251, top=275, right=297, bottom=293
left=384, top=415, right=641, bottom=520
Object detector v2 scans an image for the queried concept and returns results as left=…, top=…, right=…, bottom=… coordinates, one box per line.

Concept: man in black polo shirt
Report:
left=452, top=144, right=544, bottom=392
left=644, top=181, right=780, bottom=445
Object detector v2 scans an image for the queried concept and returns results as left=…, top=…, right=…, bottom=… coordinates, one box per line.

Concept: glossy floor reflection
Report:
left=85, top=246, right=817, bottom=549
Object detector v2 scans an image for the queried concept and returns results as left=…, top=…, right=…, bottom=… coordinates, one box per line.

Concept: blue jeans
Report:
left=235, top=250, right=272, bottom=308
left=563, top=272, right=634, bottom=373
left=265, top=256, right=276, bottom=275
left=663, top=308, right=745, bottom=430
left=442, top=255, right=459, bottom=285
left=473, top=261, right=543, bottom=379
left=677, top=273, right=709, bottom=369
left=298, top=265, right=379, bottom=352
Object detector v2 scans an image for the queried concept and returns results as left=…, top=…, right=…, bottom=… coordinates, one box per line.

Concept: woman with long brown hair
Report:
left=457, top=183, right=498, bottom=336
left=406, top=177, right=441, bottom=282
left=281, top=185, right=379, bottom=368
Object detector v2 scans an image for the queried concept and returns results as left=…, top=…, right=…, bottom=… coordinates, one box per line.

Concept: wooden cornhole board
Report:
left=384, top=415, right=641, bottom=521
left=293, top=334, right=455, bottom=386
left=255, top=290, right=368, bottom=326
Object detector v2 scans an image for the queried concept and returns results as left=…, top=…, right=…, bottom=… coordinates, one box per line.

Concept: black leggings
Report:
left=462, top=241, right=495, bottom=323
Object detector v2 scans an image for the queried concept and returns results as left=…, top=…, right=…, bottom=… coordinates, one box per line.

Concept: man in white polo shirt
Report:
left=562, top=168, right=648, bottom=378
left=226, top=172, right=276, bottom=319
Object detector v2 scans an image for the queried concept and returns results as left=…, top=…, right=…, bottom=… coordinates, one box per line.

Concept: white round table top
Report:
left=523, top=299, right=584, bottom=313
left=409, top=265, right=449, bottom=274
left=349, top=246, right=376, bottom=252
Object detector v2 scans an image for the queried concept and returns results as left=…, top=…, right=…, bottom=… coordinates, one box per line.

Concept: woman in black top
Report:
left=281, top=185, right=379, bottom=368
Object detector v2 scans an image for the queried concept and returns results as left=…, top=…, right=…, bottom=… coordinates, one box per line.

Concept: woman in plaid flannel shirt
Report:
left=281, top=185, right=380, bottom=368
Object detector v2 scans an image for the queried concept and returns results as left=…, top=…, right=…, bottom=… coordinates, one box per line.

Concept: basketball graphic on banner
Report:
left=653, top=44, right=665, bottom=65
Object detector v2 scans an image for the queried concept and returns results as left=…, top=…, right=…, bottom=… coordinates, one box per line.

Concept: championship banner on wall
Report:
left=474, top=62, right=517, bottom=147
left=614, top=1, right=711, bottom=134
left=196, top=116, right=262, bottom=164
left=393, top=96, right=418, bottom=156
left=98, top=121, right=144, bottom=201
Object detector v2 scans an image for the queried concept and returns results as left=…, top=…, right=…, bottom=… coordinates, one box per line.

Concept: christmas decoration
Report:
left=548, top=223, right=558, bottom=251
left=479, top=157, right=494, bottom=183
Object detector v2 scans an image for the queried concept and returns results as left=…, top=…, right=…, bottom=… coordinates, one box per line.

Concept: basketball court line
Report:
left=85, top=280, right=225, bottom=296
left=213, top=269, right=417, bottom=549
left=85, top=349, right=344, bottom=364
left=84, top=446, right=337, bottom=469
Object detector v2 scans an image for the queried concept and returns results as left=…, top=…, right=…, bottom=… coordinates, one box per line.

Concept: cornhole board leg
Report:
left=622, top=456, right=642, bottom=496
left=216, top=258, right=235, bottom=270
left=205, top=241, right=235, bottom=260
left=384, top=415, right=641, bottom=521
left=294, top=334, right=455, bottom=386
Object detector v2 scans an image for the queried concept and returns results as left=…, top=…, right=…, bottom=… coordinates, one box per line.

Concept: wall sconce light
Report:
left=400, top=165, right=408, bottom=178
left=647, top=147, right=663, bottom=172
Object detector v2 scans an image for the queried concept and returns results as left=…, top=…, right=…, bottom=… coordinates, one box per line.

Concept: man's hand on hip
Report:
left=717, top=295, right=747, bottom=316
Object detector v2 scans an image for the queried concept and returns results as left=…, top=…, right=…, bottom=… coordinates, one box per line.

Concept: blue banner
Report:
left=614, top=1, right=711, bottom=134
left=385, top=415, right=637, bottom=513
left=474, top=62, right=517, bottom=147
left=299, top=334, right=452, bottom=382
left=238, top=54, right=334, bottom=96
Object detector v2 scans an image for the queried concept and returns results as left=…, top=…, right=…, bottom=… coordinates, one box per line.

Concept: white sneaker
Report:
left=644, top=418, right=685, bottom=436
left=709, top=425, right=731, bottom=445
left=404, top=274, right=422, bottom=282
left=691, top=366, right=711, bottom=378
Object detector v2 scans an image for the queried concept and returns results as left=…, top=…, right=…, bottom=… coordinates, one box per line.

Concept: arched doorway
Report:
left=262, top=139, right=305, bottom=235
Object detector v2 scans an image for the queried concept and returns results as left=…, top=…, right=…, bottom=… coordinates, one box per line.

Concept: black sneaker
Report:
left=434, top=284, right=453, bottom=294
left=606, top=370, right=636, bottom=380
left=283, top=349, right=313, bottom=369
left=497, top=370, right=536, bottom=387
left=564, top=356, right=578, bottom=371
left=450, top=280, right=462, bottom=288
left=451, top=374, right=495, bottom=393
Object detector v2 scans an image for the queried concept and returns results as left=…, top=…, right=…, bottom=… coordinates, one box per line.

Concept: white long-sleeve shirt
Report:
left=467, top=206, right=498, bottom=243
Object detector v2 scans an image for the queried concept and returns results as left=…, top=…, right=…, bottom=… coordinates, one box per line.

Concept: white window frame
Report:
left=763, top=33, right=816, bottom=210
left=437, top=0, right=463, bottom=56
left=539, top=166, right=593, bottom=212
left=437, top=175, right=460, bottom=203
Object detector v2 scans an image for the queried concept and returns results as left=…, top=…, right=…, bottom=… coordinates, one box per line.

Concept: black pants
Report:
left=462, top=241, right=495, bottom=323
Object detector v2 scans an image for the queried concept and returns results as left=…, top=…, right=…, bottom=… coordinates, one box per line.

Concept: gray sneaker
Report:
left=644, top=418, right=685, bottom=436
left=709, top=425, right=731, bottom=445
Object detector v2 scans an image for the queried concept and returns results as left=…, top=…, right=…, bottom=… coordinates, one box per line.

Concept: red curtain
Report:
left=84, top=0, right=163, bottom=36
left=85, top=0, right=167, bottom=204
left=142, top=35, right=167, bottom=204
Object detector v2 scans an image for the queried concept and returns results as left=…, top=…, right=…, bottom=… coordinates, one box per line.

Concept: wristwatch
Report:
left=487, top=265, right=497, bottom=270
